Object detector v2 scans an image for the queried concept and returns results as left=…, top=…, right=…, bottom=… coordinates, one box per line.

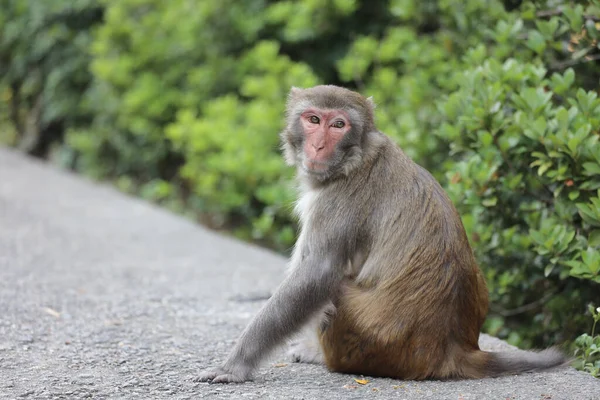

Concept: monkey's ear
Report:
left=289, top=86, right=302, bottom=98
left=366, top=96, right=376, bottom=110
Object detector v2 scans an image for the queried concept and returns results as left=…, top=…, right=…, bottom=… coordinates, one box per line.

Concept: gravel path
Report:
left=0, top=147, right=598, bottom=399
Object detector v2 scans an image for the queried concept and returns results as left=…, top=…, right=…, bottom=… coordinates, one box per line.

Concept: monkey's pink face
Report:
left=300, top=108, right=351, bottom=171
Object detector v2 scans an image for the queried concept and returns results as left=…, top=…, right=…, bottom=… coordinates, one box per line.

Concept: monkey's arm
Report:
left=197, top=247, right=344, bottom=383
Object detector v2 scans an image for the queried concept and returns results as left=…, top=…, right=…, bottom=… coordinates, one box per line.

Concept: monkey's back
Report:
left=318, top=132, right=489, bottom=379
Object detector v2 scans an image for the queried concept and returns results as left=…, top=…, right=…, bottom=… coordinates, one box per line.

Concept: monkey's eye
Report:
left=332, top=121, right=345, bottom=128
left=309, top=116, right=320, bottom=124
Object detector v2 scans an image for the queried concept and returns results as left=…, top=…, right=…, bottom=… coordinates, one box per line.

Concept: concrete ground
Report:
left=0, top=146, right=598, bottom=400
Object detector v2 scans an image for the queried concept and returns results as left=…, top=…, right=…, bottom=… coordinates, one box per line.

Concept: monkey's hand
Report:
left=195, top=365, right=252, bottom=384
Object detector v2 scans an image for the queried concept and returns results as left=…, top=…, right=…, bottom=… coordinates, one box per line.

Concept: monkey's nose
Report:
left=312, top=143, right=325, bottom=151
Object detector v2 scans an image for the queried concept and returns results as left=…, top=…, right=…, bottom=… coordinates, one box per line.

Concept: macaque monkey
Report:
left=198, top=85, right=567, bottom=383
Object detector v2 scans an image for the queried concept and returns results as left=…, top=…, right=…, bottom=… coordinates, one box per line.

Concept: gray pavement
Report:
left=0, top=146, right=598, bottom=400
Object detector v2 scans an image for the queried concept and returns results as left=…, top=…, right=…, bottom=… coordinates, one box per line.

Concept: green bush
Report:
left=0, top=0, right=102, bottom=157
left=65, top=0, right=268, bottom=181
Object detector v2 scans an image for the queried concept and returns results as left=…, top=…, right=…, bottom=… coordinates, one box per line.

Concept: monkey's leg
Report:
left=318, top=308, right=363, bottom=373
left=317, top=303, right=409, bottom=379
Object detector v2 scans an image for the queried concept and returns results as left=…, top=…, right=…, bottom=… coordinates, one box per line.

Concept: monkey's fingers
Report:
left=210, top=373, right=249, bottom=384
left=195, top=367, right=251, bottom=384
left=194, top=368, right=222, bottom=383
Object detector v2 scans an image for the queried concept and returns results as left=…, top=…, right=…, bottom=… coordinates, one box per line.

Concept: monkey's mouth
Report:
left=303, top=159, right=329, bottom=173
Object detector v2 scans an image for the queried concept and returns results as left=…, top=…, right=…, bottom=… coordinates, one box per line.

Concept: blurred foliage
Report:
left=1, top=0, right=600, bottom=357
left=0, top=0, right=102, bottom=157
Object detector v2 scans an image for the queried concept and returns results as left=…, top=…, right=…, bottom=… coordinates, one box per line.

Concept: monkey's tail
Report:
left=462, top=347, right=570, bottom=378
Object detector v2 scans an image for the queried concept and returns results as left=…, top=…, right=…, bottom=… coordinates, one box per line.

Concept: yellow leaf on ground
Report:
left=42, top=307, right=60, bottom=318
left=354, top=378, right=369, bottom=385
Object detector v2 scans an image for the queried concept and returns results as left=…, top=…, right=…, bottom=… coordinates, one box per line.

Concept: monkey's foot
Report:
left=195, top=367, right=251, bottom=384
left=288, top=340, right=324, bottom=364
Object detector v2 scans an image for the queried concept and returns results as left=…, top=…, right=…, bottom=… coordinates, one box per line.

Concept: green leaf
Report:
left=482, top=197, right=498, bottom=207
left=538, top=162, right=551, bottom=176
left=583, top=162, right=600, bottom=176
left=569, top=191, right=580, bottom=200
left=563, top=5, right=584, bottom=31
left=582, top=248, right=600, bottom=274
left=526, top=30, right=546, bottom=55
left=578, top=203, right=600, bottom=226
left=589, top=230, right=600, bottom=247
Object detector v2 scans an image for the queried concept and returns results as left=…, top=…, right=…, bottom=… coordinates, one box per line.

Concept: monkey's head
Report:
left=281, top=85, right=377, bottom=182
